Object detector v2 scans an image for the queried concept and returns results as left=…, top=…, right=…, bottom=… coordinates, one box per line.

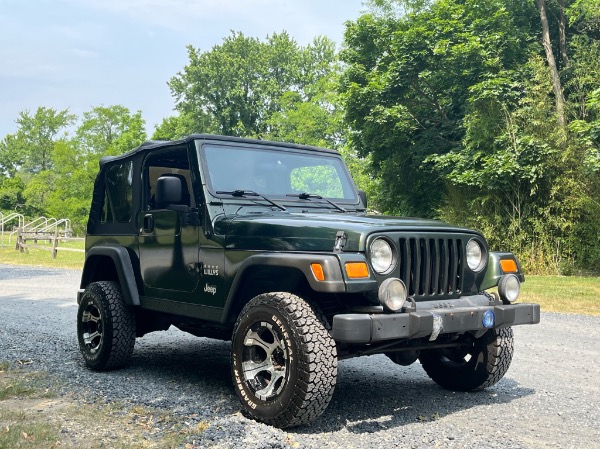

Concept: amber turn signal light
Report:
left=310, top=263, right=325, bottom=281
left=345, top=262, right=369, bottom=279
left=500, top=259, right=518, bottom=273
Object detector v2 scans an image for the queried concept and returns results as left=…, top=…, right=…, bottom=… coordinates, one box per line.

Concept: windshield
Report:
left=201, top=144, right=357, bottom=202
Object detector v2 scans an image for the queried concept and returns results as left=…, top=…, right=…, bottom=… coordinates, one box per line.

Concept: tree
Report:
left=75, top=105, right=147, bottom=156
left=265, top=37, right=344, bottom=149
left=0, top=176, right=25, bottom=211
left=13, top=107, right=75, bottom=174
left=152, top=112, right=210, bottom=141
left=0, top=107, right=74, bottom=215
left=54, top=105, right=148, bottom=231
left=167, top=31, right=340, bottom=140
left=568, top=0, right=600, bottom=37
left=43, top=140, right=96, bottom=231
left=342, top=0, right=600, bottom=273
left=429, top=56, right=567, bottom=269
left=340, top=0, right=534, bottom=216
left=535, top=0, right=567, bottom=128
left=0, top=105, right=147, bottom=232
left=0, top=134, right=26, bottom=178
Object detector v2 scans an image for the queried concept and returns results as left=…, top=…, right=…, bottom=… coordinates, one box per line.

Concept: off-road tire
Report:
left=419, top=327, right=514, bottom=391
left=77, top=281, right=136, bottom=371
left=231, top=292, right=337, bottom=428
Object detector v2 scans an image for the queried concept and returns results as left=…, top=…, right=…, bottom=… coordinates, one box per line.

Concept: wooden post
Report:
left=16, top=229, right=24, bottom=252
left=52, top=227, right=59, bottom=259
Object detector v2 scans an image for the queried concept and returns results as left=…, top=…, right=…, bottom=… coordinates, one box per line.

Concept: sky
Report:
left=0, top=0, right=366, bottom=138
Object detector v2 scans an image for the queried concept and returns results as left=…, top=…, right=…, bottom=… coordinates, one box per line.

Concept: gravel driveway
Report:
left=1, top=264, right=599, bottom=448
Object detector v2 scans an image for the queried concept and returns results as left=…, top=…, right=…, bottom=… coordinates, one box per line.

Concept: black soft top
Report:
left=99, top=134, right=340, bottom=167
left=88, top=134, right=341, bottom=234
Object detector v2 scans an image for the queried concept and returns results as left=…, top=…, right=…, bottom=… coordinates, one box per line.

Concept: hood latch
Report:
left=333, top=231, right=347, bottom=252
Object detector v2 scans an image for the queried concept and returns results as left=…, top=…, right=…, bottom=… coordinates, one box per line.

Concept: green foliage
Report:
left=366, top=0, right=433, bottom=17
left=164, top=29, right=380, bottom=206
left=0, top=176, right=25, bottom=211
left=0, top=134, right=26, bottom=177
left=43, top=140, right=96, bottom=231
left=152, top=112, right=204, bottom=140
left=76, top=106, right=147, bottom=156
left=0, top=107, right=75, bottom=216
left=168, top=31, right=341, bottom=140
left=341, top=0, right=536, bottom=216
left=567, top=0, right=600, bottom=35
left=14, top=107, right=76, bottom=174
left=342, top=0, right=600, bottom=273
left=0, top=105, right=146, bottom=234
left=290, top=166, right=345, bottom=198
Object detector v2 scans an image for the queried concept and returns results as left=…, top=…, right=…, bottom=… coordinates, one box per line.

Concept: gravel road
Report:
left=1, top=264, right=599, bottom=449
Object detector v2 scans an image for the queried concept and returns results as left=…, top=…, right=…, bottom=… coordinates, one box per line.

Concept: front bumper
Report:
left=331, top=301, right=540, bottom=343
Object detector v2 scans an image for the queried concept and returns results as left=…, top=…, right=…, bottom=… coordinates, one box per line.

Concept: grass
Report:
left=0, top=365, right=59, bottom=448
left=0, top=236, right=84, bottom=270
left=521, top=275, right=600, bottom=316
left=0, top=363, right=210, bottom=449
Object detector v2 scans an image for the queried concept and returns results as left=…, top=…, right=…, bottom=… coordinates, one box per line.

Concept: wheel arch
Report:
left=221, top=253, right=346, bottom=325
left=79, top=246, right=141, bottom=306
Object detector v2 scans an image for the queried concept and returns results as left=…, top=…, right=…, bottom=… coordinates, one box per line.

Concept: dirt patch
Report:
left=0, top=369, right=204, bottom=449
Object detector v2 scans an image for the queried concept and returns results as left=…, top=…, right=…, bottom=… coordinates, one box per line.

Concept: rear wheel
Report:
left=231, top=292, right=337, bottom=428
left=419, top=327, right=514, bottom=391
left=77, top=281, right=136, bottom=371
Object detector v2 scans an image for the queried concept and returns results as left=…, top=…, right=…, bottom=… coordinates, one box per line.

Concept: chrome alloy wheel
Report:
left=241, top=321, right=289, bottom=401
left=81, top=303, right=103, bottom=354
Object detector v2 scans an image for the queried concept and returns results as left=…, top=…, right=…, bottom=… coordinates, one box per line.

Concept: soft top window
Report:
left=143, top=147, right=194, bottom=210
left=101, top=161, right=133, bottom=223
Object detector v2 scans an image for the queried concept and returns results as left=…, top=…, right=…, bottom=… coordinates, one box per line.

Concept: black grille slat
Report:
left=423, top=239, right=432, bottom=295
left=440, top=239, right=449, bottom=294
left=456, top=240, right=464, bottom=293
left=400, top=238, right=411, bottom=294
left=430, top=239, right=439, bottom=295
left=396, top=236, right=464, bottom=299
left=412, top=239, right=421, bottom=296
left=448, top=239, right=456, bottom=292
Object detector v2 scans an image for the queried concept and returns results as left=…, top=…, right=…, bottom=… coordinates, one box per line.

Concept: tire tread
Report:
left=78, top=281, right=136, bottom=371
left=233, top=292, right=337, bottom=428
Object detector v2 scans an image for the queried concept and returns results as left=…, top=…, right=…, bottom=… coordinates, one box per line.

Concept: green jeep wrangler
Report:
left=77, top=134, right=540, bottom=428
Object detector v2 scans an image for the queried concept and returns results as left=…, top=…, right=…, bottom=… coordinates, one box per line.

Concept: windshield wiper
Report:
left=216, top=190, right=286, bottom=211
left=286, top=192, right=347, bottom=213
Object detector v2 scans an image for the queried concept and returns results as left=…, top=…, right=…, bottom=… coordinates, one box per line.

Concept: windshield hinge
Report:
left=334, top=231, right=347, bottom=252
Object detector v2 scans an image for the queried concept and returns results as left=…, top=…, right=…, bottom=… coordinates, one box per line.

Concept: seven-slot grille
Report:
left=398, top=237, right=464, bottom=298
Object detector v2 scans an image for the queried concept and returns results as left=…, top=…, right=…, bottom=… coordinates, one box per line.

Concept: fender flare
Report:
left=480, top=252, right=525, bottom=291
left=80, top=246, right=141, bottom=306
left=221, top=253, right=346, bottom=323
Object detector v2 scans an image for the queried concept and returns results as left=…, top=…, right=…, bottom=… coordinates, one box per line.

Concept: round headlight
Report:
left=370, top=238, right=395, bottom=274
left=378, top=278, right=407, bottom=312
left=498, top=274, right=520, bottom=304
left=466, top=239, right=485, bottom=272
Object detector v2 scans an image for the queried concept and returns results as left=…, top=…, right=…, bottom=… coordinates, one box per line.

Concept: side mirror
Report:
left=358, top=189, right=368, bottom=210
left=156, top=176, right=183, bottom=206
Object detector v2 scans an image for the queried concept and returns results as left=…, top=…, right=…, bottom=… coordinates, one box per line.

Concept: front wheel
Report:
left=77, top=281, right=136, bottom=371
left=231, top=292, right=337, bottom=428
left=419, top=327, right=514, bottom=391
